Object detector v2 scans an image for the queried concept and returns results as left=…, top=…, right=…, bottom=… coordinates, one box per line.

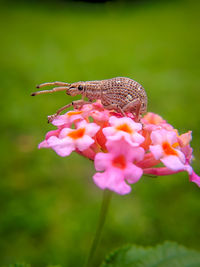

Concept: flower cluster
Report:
left=39, top=101, right=200, bottom=195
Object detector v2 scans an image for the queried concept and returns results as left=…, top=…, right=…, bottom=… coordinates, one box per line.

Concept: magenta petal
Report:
left=189, top=171, right=200, bottom=187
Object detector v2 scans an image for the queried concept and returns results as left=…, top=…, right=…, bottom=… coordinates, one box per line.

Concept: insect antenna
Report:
left=36, top=81, right=70, bottom=88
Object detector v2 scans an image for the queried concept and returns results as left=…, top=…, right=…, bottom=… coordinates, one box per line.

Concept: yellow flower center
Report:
left=67, top=111, right=83, bottom=116
left=162, top=142, right=178, bottom=156
left=67, top=128, right=85, bottom=139
left=116, top=123, right=133, bottom=134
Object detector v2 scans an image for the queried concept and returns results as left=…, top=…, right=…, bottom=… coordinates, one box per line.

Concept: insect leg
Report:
left=122, top=98, right=141, bottom=122
left=47, top=99, right=91, bottom=123
left=47, top=103, right=73, bottom=123
left=72, top=99, right=94, bottom=109
left=31, top=86, right=69, bottom=96
left=102, top=103, right=126, bottom=116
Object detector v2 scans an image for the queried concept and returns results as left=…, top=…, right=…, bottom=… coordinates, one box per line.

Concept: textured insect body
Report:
left=32, top=77, right=147, bottom=122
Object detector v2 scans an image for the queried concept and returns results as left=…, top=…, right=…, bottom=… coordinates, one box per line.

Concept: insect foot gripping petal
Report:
left=47, top=114, right=57, bottom=124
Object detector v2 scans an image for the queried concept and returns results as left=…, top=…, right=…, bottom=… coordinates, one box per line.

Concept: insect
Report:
left=31, top=77, right=147, bottom=122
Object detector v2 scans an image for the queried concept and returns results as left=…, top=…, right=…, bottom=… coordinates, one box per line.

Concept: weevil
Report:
left=31, top=77, right=147, bottom=122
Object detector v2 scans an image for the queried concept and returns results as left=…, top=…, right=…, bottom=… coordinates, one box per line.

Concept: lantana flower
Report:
left=40, top=120, right=100, bottom=157
left=93, top=140, right=144, bottom=195
left=103, top=116, right=144, bottom=146
left=149, top=129, right=192, bottom=174
left=38, top=101, right=200, bottom=195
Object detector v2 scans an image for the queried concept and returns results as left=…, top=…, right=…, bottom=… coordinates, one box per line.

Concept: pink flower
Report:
left=51, top=110, right=85, bottom=127
left=38, top=128, right=62, bottom=148
left=38, top=100, right=200, bottom=194
left=178, top=131, right=193, bottom=164
left=41, top=120, right=100, bottom=157
left=150, top=129, right=192, bottom=174
left=103, top=116, right=144, bottom=147
left=142, top=112, right=174, bottom=131
left=93, top=140, right=144, bottom=195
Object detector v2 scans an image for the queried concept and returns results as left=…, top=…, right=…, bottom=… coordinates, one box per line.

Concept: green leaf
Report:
left=102, top=241, right=200, bottom=267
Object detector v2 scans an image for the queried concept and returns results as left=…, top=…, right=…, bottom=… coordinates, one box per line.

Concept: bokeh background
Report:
left=0, top=0, right=200, bottom=266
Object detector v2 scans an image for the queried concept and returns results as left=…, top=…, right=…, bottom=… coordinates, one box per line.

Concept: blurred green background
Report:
left=0, top=0, right=200, bottom=266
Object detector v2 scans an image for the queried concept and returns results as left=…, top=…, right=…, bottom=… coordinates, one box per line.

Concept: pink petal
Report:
left=132, top=132, right=145, bottom=144
left=91, top=110, right=109, bottom=121
left=142, top=112, right=166, bottom=125
left=94, top=153, right=112, bottom=171
left=52, top=115, right=69, bottom=126
left=109, top=116, right=142, bottom=131
left=165, top=130, right=178, bottom=145
left=124, top=163, right=143, bottom=184
left=103, top=126, right=116, bottom=136
left=178, top=131, right=192, bottom=147
left=93, top=172, right=108, bottom=190
left=181, top=145, right=193, bottom=163
left=131, top=147, right=145, bottom=162
left=149, top=144, right=163, bottom=160
left=84, top=122, right=100, bottom=136
left=106, top=140, right=144, bottom=162
left=161, top=155, right=186, bottom=171
left=75, top=135, right=95, bottom=151
left=38, top=140, right=49, bottom=149
left=59, top=127, right=73, bottom=138
left=45, top=129, right=61, bottom=140
left=176, top=149, right=186, bottom=164
left=93, top=170, right=131, bottom=195
left=47, top=136, right=75, bottom=157
left=189, top=171, right=200, bottom=187
left=109, top=116, right=120, bottom=125
left=151, top=129, right=177, bottom=145
left=150, top=130, right=165, bottom=145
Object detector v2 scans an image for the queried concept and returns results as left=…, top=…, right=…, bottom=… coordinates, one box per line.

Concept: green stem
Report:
left=86, top=189, right=112, bottom=267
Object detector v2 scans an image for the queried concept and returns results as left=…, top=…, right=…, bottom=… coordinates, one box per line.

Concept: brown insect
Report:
left=31, top=77, right=147, bottom=122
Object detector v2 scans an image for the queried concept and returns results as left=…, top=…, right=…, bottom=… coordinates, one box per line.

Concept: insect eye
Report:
left=78, top=85, right=83, bottom=91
